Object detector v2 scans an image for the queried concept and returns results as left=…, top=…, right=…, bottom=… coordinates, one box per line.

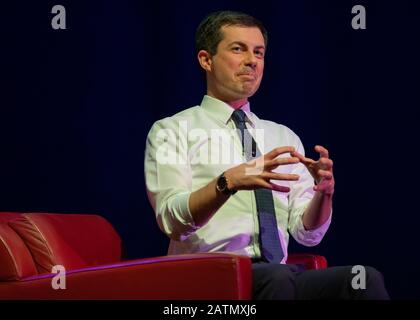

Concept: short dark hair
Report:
left=195, top=11, right=268, bottom=56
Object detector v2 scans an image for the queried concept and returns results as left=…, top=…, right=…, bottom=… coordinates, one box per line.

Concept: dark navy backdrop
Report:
left=1, top=1, right=419, bottom=298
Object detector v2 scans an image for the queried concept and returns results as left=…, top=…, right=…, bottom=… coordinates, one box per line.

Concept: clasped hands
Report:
left=225, top=145, right=335, bottom=195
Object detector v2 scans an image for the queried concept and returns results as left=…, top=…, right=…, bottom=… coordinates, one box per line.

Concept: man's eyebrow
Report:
left=228, top=41, right=265, bottom=50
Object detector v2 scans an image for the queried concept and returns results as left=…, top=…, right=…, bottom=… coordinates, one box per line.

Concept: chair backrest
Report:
left=1, top=212, right=123, bottom=279
left=0, top=212, right=38, bottom=281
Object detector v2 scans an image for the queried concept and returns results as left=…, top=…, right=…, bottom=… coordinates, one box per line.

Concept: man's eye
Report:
left=255, top=51, right=264, bottom=58
left=232, top=47, right=242, bottom=52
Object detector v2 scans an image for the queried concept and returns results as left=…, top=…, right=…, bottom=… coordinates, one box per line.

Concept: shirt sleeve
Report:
left=287, top=134, right=332, bottom=246
left=144, top=119, right=199, bottom=240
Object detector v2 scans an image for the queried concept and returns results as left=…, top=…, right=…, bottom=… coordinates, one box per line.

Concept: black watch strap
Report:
left=216, top=172, right=237, bottom=196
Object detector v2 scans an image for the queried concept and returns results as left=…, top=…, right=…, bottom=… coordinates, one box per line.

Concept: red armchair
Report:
left=0, top=212, right=327, bottom=299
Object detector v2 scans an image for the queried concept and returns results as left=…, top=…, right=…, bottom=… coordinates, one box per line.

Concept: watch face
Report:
left=218, top=175, right=227, bottom=190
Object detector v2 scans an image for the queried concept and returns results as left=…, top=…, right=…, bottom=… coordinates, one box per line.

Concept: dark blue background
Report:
left=1, top=1, right=419, bottom=298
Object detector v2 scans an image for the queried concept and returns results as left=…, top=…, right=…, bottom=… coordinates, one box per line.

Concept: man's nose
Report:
left=244, top=52, right=257, bottom=69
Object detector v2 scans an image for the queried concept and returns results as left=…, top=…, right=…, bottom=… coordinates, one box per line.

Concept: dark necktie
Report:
left=231, top=109, right=284, bottom=263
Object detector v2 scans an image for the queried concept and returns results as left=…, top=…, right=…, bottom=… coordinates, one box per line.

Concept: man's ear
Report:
left=197, top=50, right=212, bottom=72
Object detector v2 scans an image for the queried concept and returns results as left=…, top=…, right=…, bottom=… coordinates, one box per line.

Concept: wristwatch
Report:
left=216, top=172, right=237, bottom=196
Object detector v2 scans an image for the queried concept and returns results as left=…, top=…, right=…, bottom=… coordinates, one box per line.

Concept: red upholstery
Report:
left=1, top=253, right=252, bottom=300
left=286, top=253, right=328, bottom=270
left=9, top=213, right=122, bottom=273
left=0, top=212, right=327, bottom=300
left=0, top=213, right=38, bottom=281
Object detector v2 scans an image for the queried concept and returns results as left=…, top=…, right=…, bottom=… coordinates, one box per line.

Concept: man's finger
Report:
left=319, top=158, right=333, bottom=170
left=315, top=145, right=329, bottom=158
left=290, top=151, right=315, bottom=166
left=265, top=157, right=300, bottom=170
left=258, top=181, right=290, bottom=193
left=317, top=169, right=333, bottom=179
left=314, top=184, right=333, bottom=191
left=263, top=172, right=300, bottom=181
left=264, top=146, right=296, bottom=160
left=314, top=180, right=335, bottom=194
left=269, top=183, right=290, bottom=193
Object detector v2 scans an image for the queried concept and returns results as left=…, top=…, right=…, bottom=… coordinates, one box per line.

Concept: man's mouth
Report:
left=237, top=73, right=256, bottom=80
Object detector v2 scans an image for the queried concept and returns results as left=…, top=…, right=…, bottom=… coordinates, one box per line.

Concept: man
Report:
left=144, top=10, right=389, bottom=299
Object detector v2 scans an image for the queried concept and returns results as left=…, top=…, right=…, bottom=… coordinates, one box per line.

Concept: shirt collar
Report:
left=200, top=95, right=256, bottom=127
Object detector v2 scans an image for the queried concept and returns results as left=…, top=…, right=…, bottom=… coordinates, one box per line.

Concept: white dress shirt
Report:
left=144, top=95, right=331, bottom=263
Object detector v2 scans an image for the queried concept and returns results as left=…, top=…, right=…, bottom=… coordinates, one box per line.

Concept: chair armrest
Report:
left=286, top=253, right=328, bottom=270
left=0, top=253, right=252, bottom=300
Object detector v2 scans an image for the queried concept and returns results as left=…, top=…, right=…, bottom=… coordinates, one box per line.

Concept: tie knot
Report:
left=231, top=109, right=247, bottom=125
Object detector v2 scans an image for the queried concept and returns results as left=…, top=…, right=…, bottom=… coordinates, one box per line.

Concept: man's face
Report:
left=203, top=25, right=266, bottom=103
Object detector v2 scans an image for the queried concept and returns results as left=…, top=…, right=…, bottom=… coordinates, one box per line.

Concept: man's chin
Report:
left=233, top=90, right=255, bottom=99
left=241, top=83, right=260, bottom=95
left=240, top=88, right=258, bottom=98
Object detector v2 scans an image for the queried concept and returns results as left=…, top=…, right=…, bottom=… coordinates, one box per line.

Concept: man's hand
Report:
left=224, top=146, right=300, bottom=193
left=291, top=145, right=335, bottom=195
